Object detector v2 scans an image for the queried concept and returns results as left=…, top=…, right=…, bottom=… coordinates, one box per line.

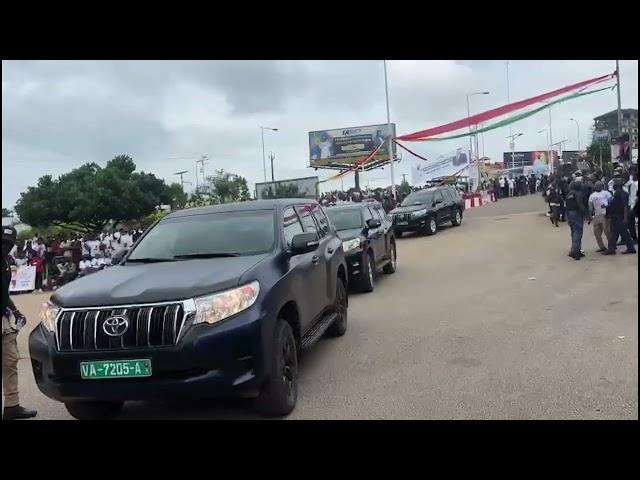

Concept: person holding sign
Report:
left=2, top=226, right=37, bottom=420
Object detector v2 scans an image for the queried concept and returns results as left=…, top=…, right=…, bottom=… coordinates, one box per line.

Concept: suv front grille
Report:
left=394, top=213, right=412, bottom=222
left=55, top=303, right=187, bottom=352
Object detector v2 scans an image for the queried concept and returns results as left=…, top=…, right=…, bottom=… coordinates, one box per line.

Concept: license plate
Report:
left=80, top=359, right=152, bottom=379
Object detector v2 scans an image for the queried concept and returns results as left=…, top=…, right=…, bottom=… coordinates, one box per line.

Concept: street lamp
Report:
left=538, top=128, right=552, bottom=173
left=466, top=91, right=490, bottom=190
left=261, top=127, right=278, bottom=182
left=506, top=132, right=523, bottom=173
left=569, top=118, right=580, bottom=150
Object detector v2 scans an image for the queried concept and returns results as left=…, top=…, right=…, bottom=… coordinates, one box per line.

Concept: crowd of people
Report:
left=5, top=228, right=144, bottom=291
left=543, top=164, right=638, bottom=259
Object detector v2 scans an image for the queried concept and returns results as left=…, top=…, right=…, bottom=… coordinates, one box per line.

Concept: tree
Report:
left=206, top=170, right=251, bottom=204
left=2, top=208, right=12, bottom=217
left=15, top=155, right=175, bottom=233
left=586, top=138, right=613, bottom=176
left=398, top=178, right=412, bottom=198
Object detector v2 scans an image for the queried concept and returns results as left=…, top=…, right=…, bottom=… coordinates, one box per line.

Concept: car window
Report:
left=401, top=190, right=434, bottom=206
left=434, top=190, right=444, bottom=203
left=309, top=203, right=330, bottom=236
left=442, top=189, right=452, bottom=203
left=283, top=206, right=304, bottom=248
left=325, top=208, right=363, bottom=231
left=363, top=207, right=374, bottom=222
left=128, top=210, right=275, bottom=259
left=295, top=205, right=318, bottom=233
left=372, top=206, right=385, bottom=222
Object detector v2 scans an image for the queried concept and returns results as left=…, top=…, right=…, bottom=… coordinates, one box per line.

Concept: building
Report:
left=593, top=108, right=638, bottom=149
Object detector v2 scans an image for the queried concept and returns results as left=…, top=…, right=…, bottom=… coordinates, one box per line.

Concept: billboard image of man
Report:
left=319, top=132, right=334, bottom=159
left=452, top=147, right=468, bottom=167
left=373, top=129, right=385, bottom=150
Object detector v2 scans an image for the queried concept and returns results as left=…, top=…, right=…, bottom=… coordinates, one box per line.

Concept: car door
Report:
left=295, top=204, right=328, bottom=324
left=364, top=206, right=385, bottom=264
left=309, top=203, right=341, bottom=307
left=441, top=188, right=454, bottom=220
left=433, top=190, right=447, bottom=224
left=282, top=205, right=318, bottom=332
left=373, top=204, right=393, bottom=259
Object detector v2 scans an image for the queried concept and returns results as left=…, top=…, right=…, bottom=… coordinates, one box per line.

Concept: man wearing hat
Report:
left=2, top=225, right=38, bottom=419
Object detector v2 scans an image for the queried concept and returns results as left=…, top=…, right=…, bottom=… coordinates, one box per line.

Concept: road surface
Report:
left=8, top=194, right=638, bottom=419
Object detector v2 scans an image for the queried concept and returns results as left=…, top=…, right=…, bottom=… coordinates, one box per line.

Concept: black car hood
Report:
left=335, top=228, right=365, bottom=241
left=51, top=255, right=269, bottom=308
left=390, top=204, right=430, bottom=214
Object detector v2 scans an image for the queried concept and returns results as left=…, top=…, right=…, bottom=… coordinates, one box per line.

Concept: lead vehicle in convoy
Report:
left=30, top=199, right=348, bottom=419
left=390, top=186, right=464, bottom=236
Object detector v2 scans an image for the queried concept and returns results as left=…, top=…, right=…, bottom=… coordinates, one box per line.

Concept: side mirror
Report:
left=366, top=218, right=382, bottom=229
left=112, top=248, right=129, bottom=265
left=290, top=232, right=319, bottom=255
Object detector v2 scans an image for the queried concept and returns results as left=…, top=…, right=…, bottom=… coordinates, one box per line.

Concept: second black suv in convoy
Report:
left=390, top=186, right=464, bottom=237
left=30, top=199, right=348, bottom=419
left=325, top=201, right=396, bottom=292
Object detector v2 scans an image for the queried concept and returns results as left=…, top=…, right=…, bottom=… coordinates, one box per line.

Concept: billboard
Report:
left=502, top=151, right=559, bottom=175
left=411, top=147, right=469, bottom=186
left=309, top=123, right=396, bottom=169
left=560, top=150, right=587, bottom=169
left=255, top=176, right=319, bottom=200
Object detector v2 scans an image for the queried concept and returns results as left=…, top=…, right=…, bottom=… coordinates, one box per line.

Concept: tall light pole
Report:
left=466, top=91, right=490, bottom=190
left=506, top=132, right=523, bottom=174
left=173, top=170, right=190, bottom=191
left=383, top=60, right=396, bottom=199
left=569, top=118, right=581, bottom=150
left=261, top=127, right=278, bottom=182
left=269, top=151, right=276, bottom=182
left=615, top=60, right=622, bottom=138
left=196, top=156, right=209, bottom=194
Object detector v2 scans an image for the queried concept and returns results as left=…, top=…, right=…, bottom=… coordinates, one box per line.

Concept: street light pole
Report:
left=383, top=60, right=396, bottom=200
left=261, top=127, right=278, bottom=182
left=569, top=118, right=581, bottom=150
left=615, top=60, right=622, bottom=138
left=269, top=152, right=275, bottom=182
left=506, top=132, right=523, bottom=174
left=466, top=91, right=490, bottom=191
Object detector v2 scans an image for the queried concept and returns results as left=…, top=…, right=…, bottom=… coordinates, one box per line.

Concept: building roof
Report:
left=594, top=108, right=638, bottom=121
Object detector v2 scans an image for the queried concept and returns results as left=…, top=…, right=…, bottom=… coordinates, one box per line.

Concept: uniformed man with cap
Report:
left=2, top=225, right=37, bottom=420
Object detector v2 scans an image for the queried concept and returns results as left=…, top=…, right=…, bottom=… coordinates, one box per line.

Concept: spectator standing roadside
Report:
left=564, top=181, right=591, bottom=260
left=625, top=172, right=638, bottom=244
left=588, top=181, right=612, bottom=252
left=603, top=179, right=636, bottom=255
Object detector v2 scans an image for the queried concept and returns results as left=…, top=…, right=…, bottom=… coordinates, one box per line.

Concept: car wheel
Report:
left=255, top=319, right=298, bottom=417
left=359, top=251, right=375, bottom=292
left=65, top=401, right=123, bottom=420
left=326, top=277, right=348, bottom=337
left=425, top=217, right=438, bottom=235
left=383, top=241, right=397, bottom=274
left=451, top=209, right=462, bottom=227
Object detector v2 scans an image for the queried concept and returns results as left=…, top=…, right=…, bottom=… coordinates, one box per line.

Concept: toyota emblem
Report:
left=102, top=315, right=130, bottom=337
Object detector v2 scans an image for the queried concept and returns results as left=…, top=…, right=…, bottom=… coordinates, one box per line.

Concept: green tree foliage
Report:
left=586, top=138, right=613, bottom=177
left=14, top=155, right=175, bottom=233
left=398, top=178, right=412, bottom=198
left=206, top=170, right=251, bottom=204
left=262, top=183, right=301, bottom=199
left=2, top=208, right=12, bottom=217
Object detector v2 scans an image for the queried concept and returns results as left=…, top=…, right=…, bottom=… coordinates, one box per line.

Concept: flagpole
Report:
left=384, top=60, right=396, bottom=200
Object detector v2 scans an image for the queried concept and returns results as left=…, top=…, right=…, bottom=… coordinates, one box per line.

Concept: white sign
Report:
left=632, top=148, right=638, bottom=164
left=10, top=265, right=36, bottom=292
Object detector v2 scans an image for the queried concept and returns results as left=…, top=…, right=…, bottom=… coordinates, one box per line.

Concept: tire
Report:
left=65, top=401, right=123, bottom=420
left=394, top=229, right=403, bottom=238
left=326, top=278, right=348, bottom=337
left=358, top=251, right=375, bottom=292
left=255, top=319, right=298, bottom=417
left=425, top=216, right=438, bottom=235
left=451, top=209, right=462, bottom=227
left=382, top=241, right=397, bottom=274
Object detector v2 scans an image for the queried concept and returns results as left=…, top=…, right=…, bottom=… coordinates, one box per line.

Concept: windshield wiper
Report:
left=173, top=253, right=241, bottom=259
left=126, top=257, right=177, bottom=263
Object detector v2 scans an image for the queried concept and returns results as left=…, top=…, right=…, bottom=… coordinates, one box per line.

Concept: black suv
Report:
left=390, top=186, right=464, bottom=236
left=324, top=201, right=396, bottom=292
left=30, top=199, right=348, bottom=419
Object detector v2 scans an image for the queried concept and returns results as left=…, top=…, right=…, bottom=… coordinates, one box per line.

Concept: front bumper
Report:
left=344, top=250, right=365, bottom=281
left=29, top=307, right=270, bottom=403
left=393, top=216, right=428, bottom=233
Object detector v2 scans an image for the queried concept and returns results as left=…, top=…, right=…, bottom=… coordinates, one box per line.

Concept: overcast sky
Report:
left=2, top=60, right=638, bottom=208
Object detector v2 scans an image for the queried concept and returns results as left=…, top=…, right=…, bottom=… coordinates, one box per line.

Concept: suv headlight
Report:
left=412, top=208, right=427, bottom=218
left=342, top=238, right=361, bottom=253
left=192, top=281, right=260, bottom=325
left=40, top=301, right=60, bottom=332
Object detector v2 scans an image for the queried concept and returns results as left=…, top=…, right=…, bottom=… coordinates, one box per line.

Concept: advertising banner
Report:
left=411, top=147, right=469, bottom=186
left=502, top=151, right=559, bottom=175
left=10, top=265, right=36, bottom=292
left=255, top=176, right=319, bottom=200
left=309, top=124, right=396, bottom=168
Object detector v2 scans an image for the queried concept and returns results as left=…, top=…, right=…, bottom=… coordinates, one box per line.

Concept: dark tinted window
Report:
left=310, top=203, right=330, bottom=236
left=434, top=190, right=444, bottom=203
left=283, top=206, right=304, bottom=247
left=401, top=190, right=434, bottom=206
left=129, top=210, right=275, bottom=259
left=363, top=207, right=374, bottom=222
left=325, top=208, right=363, bottom=231
left=372, top=205, right=385, bottom=221
left=442, top=189, right=453, bottom=203
left=295, top=205, right=318, bottom=233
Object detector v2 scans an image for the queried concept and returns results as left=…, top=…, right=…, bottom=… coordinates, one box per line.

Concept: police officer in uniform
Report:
left=2, top=226, right=38, bottom=420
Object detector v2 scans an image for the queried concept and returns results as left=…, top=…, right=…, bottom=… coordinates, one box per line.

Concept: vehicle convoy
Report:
left=30, top=199, right=348, bottom=419
left=325, top=201, right=396, bottom=292
left=390, top=186, right=464, bottom=237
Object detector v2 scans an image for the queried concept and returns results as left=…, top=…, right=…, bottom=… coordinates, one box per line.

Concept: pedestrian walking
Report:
left=548, top=182, right=563, bottom=227
left=602, top=179, right=636, bottom=255
left=2, top=226, right=38, bottom=420
left=565, top=181, right=591, bottom=260
left=588, top=181, right=612, bottom=252
left=626, top=172, right=638, bottom=243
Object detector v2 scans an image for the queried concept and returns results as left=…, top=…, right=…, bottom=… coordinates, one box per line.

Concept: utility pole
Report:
left=269, top=151, right=275, bottom=182
left=196, top=156, right=209, bottom=195
left=401, top=173, right=407, bottom=184
left=383, top=60, right=396, bottom=200
left=173, top=170, right=189, bottom=191
left=615, top=60, right=623, bottom=138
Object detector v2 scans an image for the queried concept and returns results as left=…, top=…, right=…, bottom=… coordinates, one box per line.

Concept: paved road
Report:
left=8, top=195, right=638, bottom=419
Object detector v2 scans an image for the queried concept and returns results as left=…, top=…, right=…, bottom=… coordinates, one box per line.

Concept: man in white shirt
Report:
left=588, top=181, right=613, bottom=252
left=626, top=172, right=638, bottom=243
left=508, top=177, right=515, bottom=197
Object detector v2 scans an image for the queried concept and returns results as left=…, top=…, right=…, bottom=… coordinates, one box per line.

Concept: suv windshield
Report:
left=325, top=208, right=363, bottom=231
left=128, top=210, right=275, bottom=260
left=401, top=191, right=435, bottom=206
